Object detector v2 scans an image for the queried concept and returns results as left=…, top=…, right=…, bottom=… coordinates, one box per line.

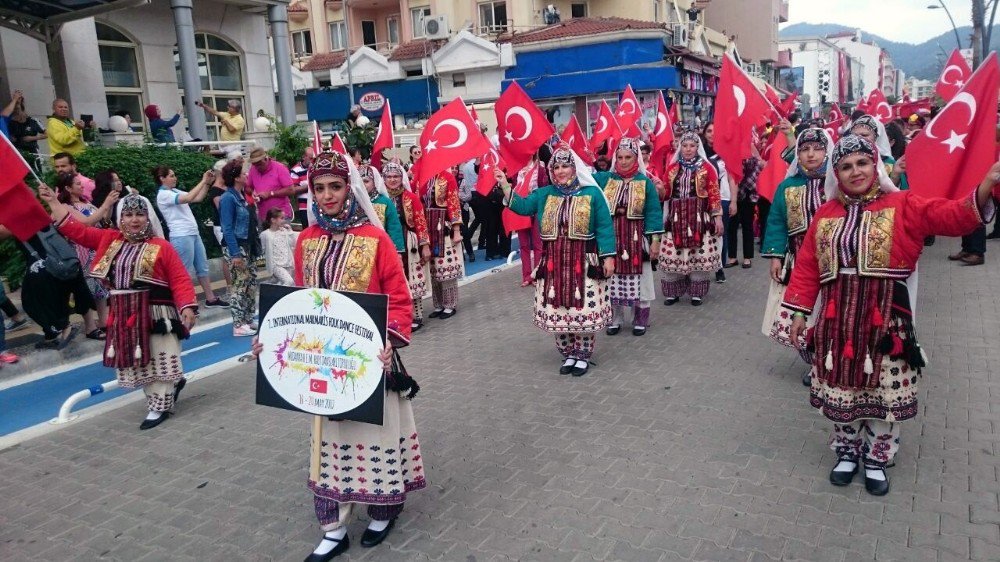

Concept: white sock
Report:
left=833, top=460, right=857, bottom=473
left=145, top=411, right=162, bottom=421
left=691, top=297, right=702, bottom=302
left=865, top=467, right=886, bottom=481
left=562, top=358, right=575, bottom=367
left=574, top=360, right=588, bottom=369
left=367, top=519, right=391, bottom=532
left=443, top=308, right=454, bottom=314
left=313, top=528, right=347, bottom=555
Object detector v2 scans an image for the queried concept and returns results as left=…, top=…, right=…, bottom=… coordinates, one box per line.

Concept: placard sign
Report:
left=359, top=91, right=386, bottom=112
left=256, top=284, right=388, bottom=425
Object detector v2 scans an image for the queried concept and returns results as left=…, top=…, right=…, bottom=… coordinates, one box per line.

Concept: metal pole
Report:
left=345, top=3, right=355, bottom=106
left=987, top=0, right=998, bottom=55
left=170, top=0, right=207, bottom=140
left=973, top=0, right=985, bottom=67
left=268, top=4, right=297, bottom=125
left=933, top=1, right=964, bottom=49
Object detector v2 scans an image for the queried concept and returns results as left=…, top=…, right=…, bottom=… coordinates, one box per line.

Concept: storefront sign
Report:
left=359, top=91, right=386, bottom=112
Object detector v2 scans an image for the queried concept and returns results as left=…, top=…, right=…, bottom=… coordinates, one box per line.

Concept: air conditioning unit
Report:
left=424, top=15, right=449, bottom=40
left=671, top=23, right=688, bottom=48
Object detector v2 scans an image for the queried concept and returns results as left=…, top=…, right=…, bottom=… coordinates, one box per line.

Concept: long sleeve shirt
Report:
left=46, top=116, right=86, bottom=156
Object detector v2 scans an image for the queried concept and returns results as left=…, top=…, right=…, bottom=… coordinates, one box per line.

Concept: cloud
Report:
left=784, top=0, right=972, bottom=45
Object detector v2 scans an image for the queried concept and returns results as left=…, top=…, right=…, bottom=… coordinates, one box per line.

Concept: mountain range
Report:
left=779, top=22, right=1000, bottom=80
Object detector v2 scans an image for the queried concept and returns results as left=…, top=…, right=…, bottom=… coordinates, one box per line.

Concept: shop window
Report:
left=173, top=32, right=246, bottom=141
left=96, top=22, right=144, bottom=131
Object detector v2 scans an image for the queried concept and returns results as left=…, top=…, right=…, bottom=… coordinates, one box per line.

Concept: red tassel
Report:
left=574, top=260, right=582, bottom=275
left=871, top=305, right=884, bottom=327
left=890, top=335, right=904, bottom=356
left=126, top=313, right=137, bottom=328
left=843, top=339, right=855, bottom=359
left=547, top=259, right=554, bottom=272
left=824, top=299, right=837, bottom=320
left=633, top=256, right=640, bottom=267
left=693, top=231, right=701, bottom=244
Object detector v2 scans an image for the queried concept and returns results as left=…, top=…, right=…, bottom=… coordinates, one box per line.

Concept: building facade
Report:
left=779, top=36, right=864, bottom=112
left=704, top=0, right=789, bottom=83
left=827, top=30, right=897, bottom=99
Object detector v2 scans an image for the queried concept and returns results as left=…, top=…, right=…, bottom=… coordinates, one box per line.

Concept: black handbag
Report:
left=386, top=348, right=420, bottom=399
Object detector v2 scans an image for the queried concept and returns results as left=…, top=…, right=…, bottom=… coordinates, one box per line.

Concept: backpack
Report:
left=24, top=226, right=81, bottom=281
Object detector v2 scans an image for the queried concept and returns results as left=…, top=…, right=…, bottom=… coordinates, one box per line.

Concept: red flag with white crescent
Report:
left=371, top=99, right=394, bottom=171
left=936, top=49, right=973, bottom=103
left=827, top=103, right=844, bottom=123
left=615, top=84, right=641, bottom=132
left=495, top=81, right=555, bottom=172
left=416, top=97, right=491, bottom=186
left=824, top=118, right=843, bottom=143
left=560, top=114, right=594, bottom=165
left=757, top=131, right=790, bottom=202
left=311, top=121, right=323, bottom=156
left=650, top=91, right=674, bottom=178
left=330, top=131, right=348, bottom=155
left=475, top=145, right=505, bottom=197
left=590, top=100, right=621, bottom=153
left=714, top=54, right=770, bottom=185
left=866, top=89, right=893, bottom=123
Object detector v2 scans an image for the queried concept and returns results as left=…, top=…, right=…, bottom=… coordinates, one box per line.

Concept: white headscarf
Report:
left=848, top=115, right=893, bottom=161
left=784, top=127, right=834, bottom=182
left=610, top=137, right=649, bottom=176
left=823, top=134, right=899, bottom=202
left=116, top=193, right=165, bottom=239
left=669, top=131, right=710, bottom=166
left=382, top=161, right=412, bottom=193
left=361, top=165, right=390, bottom=198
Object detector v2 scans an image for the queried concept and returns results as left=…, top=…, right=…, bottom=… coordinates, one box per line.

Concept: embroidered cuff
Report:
left=760, top=252, right=784, bottom=259
left=644, top=228, right=665, bottom=235
left=972, top=190, right=997, bottom=224
left=781, top=301, right=813, bottom=315
left=388, top=328, right=410, bottom=348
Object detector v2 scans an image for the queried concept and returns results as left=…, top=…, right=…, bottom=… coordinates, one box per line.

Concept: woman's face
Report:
left=615, top=150, right=636, bottom=170
left=410, top=147, right=422, bottom=161
left=552, top=162, right=575, bottom=185
left=384, top=173, right=403, bottom=191
left=850, top=126, right=877, bottom=146
left=680, top=139, right=698, bottom=160
left=835, top=153, right=877, bottom=196
left=161, top=169, right=178, bottom=188
left=111, top=173, right=123, bottom=192
left=121, top=210, right=150, bottom=236
left=312, top=176, right=349, bottom=216
left=703, top=124, right=715, bottom=145
left=363, top=176, right=375, bottom=193
left=69, top=176, right=84, bottom=200
left=797, top=143, right=827, bottom=172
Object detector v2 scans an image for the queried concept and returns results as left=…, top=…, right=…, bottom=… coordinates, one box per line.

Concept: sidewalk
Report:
left=0, top=238, right=998, bottom=561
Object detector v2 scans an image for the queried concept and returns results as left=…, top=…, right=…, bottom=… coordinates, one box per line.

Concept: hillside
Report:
left=779, top=22, right=1000, bottom=79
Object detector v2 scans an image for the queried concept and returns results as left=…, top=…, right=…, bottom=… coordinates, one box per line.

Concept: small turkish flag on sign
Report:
left=495, top=81, right=555, bottom=172
left=936, top=49, right=973, bottom=103
left=906, top=53, right=1000, bottom=200
left=309, top=378, right=328, bottom=394
left=416, top=97, right=491, bottom=186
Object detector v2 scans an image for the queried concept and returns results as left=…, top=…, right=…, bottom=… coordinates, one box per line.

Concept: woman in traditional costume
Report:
left=253, top=152, right=423, bottom=560
left=761, top=128, right=834, bottom=386
left=658, top=132, right=723, bottom=305
left=849, top=115, right=908, bottom=189
left=421, top=169, right=464, bottom=319
left=502, top=143, right=615, bottom=377
left=382, top=161, right=432, bottom=332
left=592, top=137, right=663, bottom=336
left=785, top=135, right=997, bottom=495
left=359, top=164, right=405, bottom=253
left=39, top=186, right=197, bottom=430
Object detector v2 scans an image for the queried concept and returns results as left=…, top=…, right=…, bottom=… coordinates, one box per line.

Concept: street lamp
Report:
left=928, top=2, right=963, bottom=50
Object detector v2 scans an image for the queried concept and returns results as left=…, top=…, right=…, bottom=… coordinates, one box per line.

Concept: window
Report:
left=330, top=21, right=348, bottom=51
left=478, top=1, right=508, bottom=34
left=653, top=0, right=662, bottom=22
left=361, top=20, right=377, bottom=47
left=452, top=72, right=466, bottom=87
left=291, top=30, right=312, bottom=57
left=387, top=15, right=400, bottom=46
left=571, top=3, right=588, bottom=18
left=173, top=33, right=245, bottom=141
left=411, top=7, right=431, bottom=38
left=96, top=22, right=144, bottom=132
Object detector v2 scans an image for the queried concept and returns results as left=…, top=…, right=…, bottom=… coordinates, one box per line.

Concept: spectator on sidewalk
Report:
left=259, top=208, right=297, bottom=286
left=290, top=146, right=314, bottom=226
left=7, top=91, right=46, bottom=154
left=458, top=158, right=478, bottom=261
left=196, top=99, right=245, bottom=142
left=52, top=153, right=96, bottom=202
left=144, top=104, right=181, bottom=143
left=247, top=146, right=295, bottom=223
left=1, top=288, right=29, bottom=332
left=218, top=161, right=260, bottom=336
left=91, top=170, right=132, bottom=228
left=154, top=165, right=228, bottom=308
left=47, top=98, right=90, bottom=157
left=0, top=282, right=20, bottom=366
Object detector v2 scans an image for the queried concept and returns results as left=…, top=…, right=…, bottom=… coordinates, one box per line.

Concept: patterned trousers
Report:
left=555, top=332, right=596, bottom=360
left=222, top=247, right=258, bottom=327
left=413, top=298, right=424, bottom=322
left=143, top=381, right=177, bottom=413
left=431, top=279, right=458, bottom=310
left=313, top=496, right=404, bottom=531
left=831, top=420, right=900, bottom=468
left=661, top=272, right=711, bottom=298
left=610, top=304, right=651, bottom=328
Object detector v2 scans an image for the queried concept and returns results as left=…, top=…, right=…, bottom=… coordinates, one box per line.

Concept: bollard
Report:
left=50, top=379, right=121, bottom=424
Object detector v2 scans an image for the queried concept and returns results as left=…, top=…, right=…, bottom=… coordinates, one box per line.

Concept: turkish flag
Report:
left=560, top=114, right=594, bottom=165
left=470, top=105, right=481, bottom=127
left=495, top=82, right=555, bottom=172
left=764, top=84, right=782, bottom=113
left=330, top=131, right=348, bottom=155
left=855, top=94, right=869, bottom=114
left=668, top=98, right=680, bottom=127
left=906, top=53, right=1000, bottom=200
left=824, top=118, right=843, bottom=143
left=715, top=54, right=770, bottom=185
left=867, top=89, right=893, bottom=123
left=590, top=100, right=621, bottom=153
left=475, top=146, right=505, bottom=197
left=650, top=91, right=674, bottom=178
left=502, top=163, right=537, bottom=234
left=779, top=91, right=798, bottom=119
left=0, top=135, right=50, bottom=241
left=828, top=103, right=844, bottom=123
left=936, top=49, right=973, bottom=103
left=371, top=99, right=394, bottom=171
left=615, top=84, right=641, bottom=132
left=416, top=97, right=491, bottom=186
left=309, top=379, right=328, bottom=394
left=757, top=131, right=790, bottom=202
left=311, top=121, right=323, bottom=156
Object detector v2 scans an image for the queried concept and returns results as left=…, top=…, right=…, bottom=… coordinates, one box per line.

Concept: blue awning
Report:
left=306, top=78, right=440, bottom=123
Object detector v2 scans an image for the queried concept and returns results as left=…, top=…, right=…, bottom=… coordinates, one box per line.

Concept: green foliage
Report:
left=0, top=239, right=25, bottom=291
left=268, top=121, right=310, bottom=167
left=342, top=121, right=377, bottom=158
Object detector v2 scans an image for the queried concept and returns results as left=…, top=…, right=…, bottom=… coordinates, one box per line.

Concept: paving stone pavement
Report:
left=1, top=238, right=998, bottom=562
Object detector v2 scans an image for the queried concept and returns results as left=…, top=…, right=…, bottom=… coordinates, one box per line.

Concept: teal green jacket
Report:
left=371, top=192, right=405, bottom=252
left=761, top=175, right=810, bottom=258
left=508, top=184, right=617, bottom=257
left=592, top=172, right=665, bottom=235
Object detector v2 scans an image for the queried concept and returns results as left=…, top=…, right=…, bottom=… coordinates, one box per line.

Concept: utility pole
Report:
left=973, top=0, right=985, bottom=67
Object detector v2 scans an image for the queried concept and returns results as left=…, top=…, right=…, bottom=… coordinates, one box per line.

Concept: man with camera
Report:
left=47, top=99, right=93, bottom=158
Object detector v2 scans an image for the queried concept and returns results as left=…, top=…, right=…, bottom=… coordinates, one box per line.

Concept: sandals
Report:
left=741, top=260, right=752, bottom=269
left=723, top=260, right=739, bottom=268
left=85, top=328, right=107, bottom=341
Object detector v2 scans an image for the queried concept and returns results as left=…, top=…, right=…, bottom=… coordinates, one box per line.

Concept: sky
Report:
left=782, top=0, right=975, bottom=45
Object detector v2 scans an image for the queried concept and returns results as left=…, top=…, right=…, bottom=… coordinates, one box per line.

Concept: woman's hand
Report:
left=976, top=160, right=1000, bottom=208
left=649, top=236, right=660, bottom=263
left=713, top=216, right=724, bottom=235
left=770, top=258, right=784, bottom=283
left=602, top=256, right=615, bottom=278
left=451, top=227, right=463, bottom=244
left=251, top=336, right=263, bottom=357
left=728, top=202, right=737, bottom=217
left=378, top=342, right=394, bottom=372
left=181, top=308, right=197, bottom=331
left=494, top=169, right=511, bottom=196
left=100, top=190, right=120, bottom=215
left=789, top=315, right=807, bottom=350
left=37, top=183, right=57, bottom=204
left=231, top=256, right=246, bottom=270
left=420, top=245, right=431, bottom=265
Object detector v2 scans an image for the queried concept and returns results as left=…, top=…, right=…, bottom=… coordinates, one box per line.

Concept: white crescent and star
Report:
left=655, top=113, right=668, bottom=136
left=428, top=118, right=469, bottom=150
left=733, top=86, right=747, bottom=117
left=924, top=91, right=976, bottom=142
left=617, top=98, right=637, bottom=117
left=875, top=101, right=892, bottom=120
left=940, top=64, right=966, bottom=87
left=504, top=106, right=533, bottom=142
left=595, top=116, right=608, bottom=134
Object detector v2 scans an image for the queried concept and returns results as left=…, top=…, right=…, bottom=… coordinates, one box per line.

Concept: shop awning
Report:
left=0, top=0, right=151, bottom=41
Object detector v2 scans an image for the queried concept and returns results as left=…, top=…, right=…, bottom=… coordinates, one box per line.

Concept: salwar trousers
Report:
left=431, top=279, right=458, bottom=310
left=554, top=332, right=596, bottom=360
left=314, top=497, right=405, bottom=531
left=831, top=420, right=900, bottom=469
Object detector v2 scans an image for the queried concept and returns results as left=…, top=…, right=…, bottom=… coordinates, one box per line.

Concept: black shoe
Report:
left=428, top=309, right=443, bottom=318
left=439, top=308, right=456, bottom=319
left=829, top=459, right=859, bottom=486
left=988, top=231, right=1000, bottom=240
left=570, top=361, right=589, bottom=377
left=632, top=326, right=646, bottom=336
left=691, top=297, right=703, bottom=306
left=559, top=359, right=575, bottom=375
left=664, top=297, right=679, bottom=306
left=304, top=535, right=350, bottom=561
left=360, top=519, right=395, bottom=548
left=204, top=297, right=230, bottom=308
left=139, top=411, right=170, bottom=430
left=864, top=467, right=890, bottom=496
left=802, top=372, right=812, bottom=386
left=606, top=325, right=621, bottom=336
left=715, top=271, right=726, bottom=283
left=174, top=378, right=187, bottom=404
left=57, top=326, right=79, bottom=350
left=411, top=321, right=423, bottom=333
left=468, top=256, right=476, bottom=262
